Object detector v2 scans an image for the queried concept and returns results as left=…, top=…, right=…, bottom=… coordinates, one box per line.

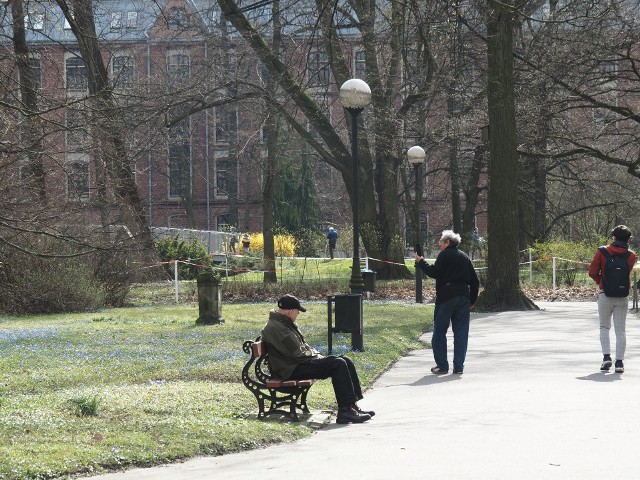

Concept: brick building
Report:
left=0, top=0, right=484, bottom=248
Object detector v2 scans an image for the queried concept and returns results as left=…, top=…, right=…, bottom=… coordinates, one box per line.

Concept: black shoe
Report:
left=601, top=357, right=612, bottom=371
left=615, top=360, right=624, bottom=373
left=453, top=369, right=463, bottom=374
left=336, top=407, right=371, bottom=424
left=352, top=403, right=375, bottom=417
left=431, top=366, right=448, bottom=374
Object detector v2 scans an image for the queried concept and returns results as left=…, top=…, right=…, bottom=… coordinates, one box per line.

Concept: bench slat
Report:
left=252, top=341, right=267, bottom=357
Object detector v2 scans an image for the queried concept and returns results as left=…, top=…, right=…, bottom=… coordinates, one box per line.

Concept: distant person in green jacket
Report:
left=260, top=294, right=374, bottom=424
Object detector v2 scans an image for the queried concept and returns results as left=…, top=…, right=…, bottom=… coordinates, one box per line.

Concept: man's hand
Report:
left=414, top=254, right=423, bottom=263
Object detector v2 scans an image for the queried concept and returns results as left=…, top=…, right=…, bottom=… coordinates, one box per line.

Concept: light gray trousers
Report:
left=597, top=293, right=628, bottom=360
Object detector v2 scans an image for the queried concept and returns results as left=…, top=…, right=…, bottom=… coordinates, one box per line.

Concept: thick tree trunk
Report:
left=476, top=0, right=537, bottom=311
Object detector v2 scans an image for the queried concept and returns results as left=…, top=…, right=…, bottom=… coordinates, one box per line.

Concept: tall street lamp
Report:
left=340, top=79, right=372, bottom=294
left=407, top=145, right=426, bottom=303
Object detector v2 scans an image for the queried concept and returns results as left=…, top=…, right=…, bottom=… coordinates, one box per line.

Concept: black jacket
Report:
left=417, top=245, right=479, bottom=305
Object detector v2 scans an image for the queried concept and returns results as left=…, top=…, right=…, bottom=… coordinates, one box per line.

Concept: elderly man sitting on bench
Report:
left=261, top=294, right=374, bottom=424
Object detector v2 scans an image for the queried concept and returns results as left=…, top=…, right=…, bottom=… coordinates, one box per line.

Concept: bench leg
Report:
left=298, top=388, right=311, bottom=413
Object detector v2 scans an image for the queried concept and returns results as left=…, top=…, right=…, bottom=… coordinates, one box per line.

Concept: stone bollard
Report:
left=196, top=271, right=224, bottom=325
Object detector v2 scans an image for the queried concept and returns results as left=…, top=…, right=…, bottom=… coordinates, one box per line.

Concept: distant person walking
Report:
left=588, top=225, right=637, bottom=374
left=229, top=227, right=238, bottom=254
left=241, top=234, right=251, bottom=253
left=327, top=227, right=338, bottom=259
left=415, top=230, right=479, bottom=375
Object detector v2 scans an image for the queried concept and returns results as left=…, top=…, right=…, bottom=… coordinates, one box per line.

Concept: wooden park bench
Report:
left=242, top=338, right=316, bottom=421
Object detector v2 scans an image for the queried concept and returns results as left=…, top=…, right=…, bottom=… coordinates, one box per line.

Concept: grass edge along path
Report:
left=0, top=301, right=433, bottom=480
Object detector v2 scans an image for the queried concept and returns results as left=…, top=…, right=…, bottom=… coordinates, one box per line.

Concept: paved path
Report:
left=87, top=301, right=640, bottom=480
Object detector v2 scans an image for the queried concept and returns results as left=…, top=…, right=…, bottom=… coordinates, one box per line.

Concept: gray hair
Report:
left=440, top=230, right=461, bottom=247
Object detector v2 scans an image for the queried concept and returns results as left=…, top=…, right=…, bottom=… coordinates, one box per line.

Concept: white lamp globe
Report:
left=339, top=79, right=372, bottom=109
left=407, top=145, right=426, bottom=164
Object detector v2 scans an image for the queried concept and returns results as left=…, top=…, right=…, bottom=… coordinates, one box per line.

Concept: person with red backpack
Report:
left=588, top=225, right=637, bottom=373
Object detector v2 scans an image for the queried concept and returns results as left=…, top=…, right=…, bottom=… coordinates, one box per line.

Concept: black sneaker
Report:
left=431, top=366, right=448, bottom=374
left=601, top=357, right=612, bottom=371
left=615, top=360, right=624, bottom=373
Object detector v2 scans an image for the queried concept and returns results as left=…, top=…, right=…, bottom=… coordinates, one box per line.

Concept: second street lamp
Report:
left=407, top=145, right=426, bottom=303
left=339, top=79, right=372, bottom=294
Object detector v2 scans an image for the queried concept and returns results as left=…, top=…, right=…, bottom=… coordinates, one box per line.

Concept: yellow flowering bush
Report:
left=245, top=233, right=296, bottom=257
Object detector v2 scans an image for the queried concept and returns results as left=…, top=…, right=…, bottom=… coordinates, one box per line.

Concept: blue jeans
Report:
left=432, top=296, right=471, bottom=372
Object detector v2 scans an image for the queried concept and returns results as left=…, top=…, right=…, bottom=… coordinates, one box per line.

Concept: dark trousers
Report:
left=432, top=296, right=471, bottom=372
left=329, top=240, right=336, bottom=259
left=289, top=355, right=363, bottom=408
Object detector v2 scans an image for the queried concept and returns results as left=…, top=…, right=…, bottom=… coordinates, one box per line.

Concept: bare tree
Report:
left=214, top=0, right=448, bottom=278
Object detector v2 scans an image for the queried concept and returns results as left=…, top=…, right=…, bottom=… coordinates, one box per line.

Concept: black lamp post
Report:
left=339, top=79, right=372, bottom=294
left=407, top=145, right=426, bottom=303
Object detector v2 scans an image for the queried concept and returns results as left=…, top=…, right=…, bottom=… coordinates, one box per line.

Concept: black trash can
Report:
left=362, top=269, right=376, bottom=292
left=334, top=294, right=363, bottom=332
left=331, top=294, right=363, bottom=351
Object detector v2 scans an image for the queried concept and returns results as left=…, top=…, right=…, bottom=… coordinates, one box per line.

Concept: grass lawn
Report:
left=0, top=299, right=433, bottom=480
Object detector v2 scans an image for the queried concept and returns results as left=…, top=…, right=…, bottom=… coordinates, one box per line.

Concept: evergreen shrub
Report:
left=155, top=236, right=211, bottom=280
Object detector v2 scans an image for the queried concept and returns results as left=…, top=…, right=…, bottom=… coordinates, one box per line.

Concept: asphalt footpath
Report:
left=85, top=301, right=640, bottom=480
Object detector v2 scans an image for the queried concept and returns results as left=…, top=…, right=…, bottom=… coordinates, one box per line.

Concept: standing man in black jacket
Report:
left=415, top=230, right=480, bottom=375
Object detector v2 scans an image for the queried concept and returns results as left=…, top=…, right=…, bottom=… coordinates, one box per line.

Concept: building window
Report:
left=215, top=159, right=230, bottom=196
left=168, top=144, right=191, bottom=197
left=354, top=50, right=365, bottom=78
left=67, top=161, right=89, bottom=201
left=167, top=52, right=190, bottom=85
left=65, top=55, right=87, bottom=91
left=168, top=117, right=191, bottom=198
left=30, top=57, right=42, bottom=91
left=127, top=11, right=138, bottom=28
left=110, top=12, right=122, bottom=29
left=307, top=50, right=330, bottom=87
left=216, top=214, right=230, bottom=230
left=65, top=107, right=88, bottom=146
left=112, top=55, right=134, bottom=89
left=26, top=12, right=45, bottom=31
left=167, top=6, right=188, bottom=29
left=215, top=106, right=234, bottom=143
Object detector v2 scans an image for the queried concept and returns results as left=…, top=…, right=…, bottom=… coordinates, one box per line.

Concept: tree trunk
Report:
left=10, top=0, right=46, bottom=202
left=261, top=0, right=281, bottom=284
left=461, top=144, right=486, bottom=247
left=56, top=0, right=153, bottom=249
left=476, top=0, right=537, bottom=311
